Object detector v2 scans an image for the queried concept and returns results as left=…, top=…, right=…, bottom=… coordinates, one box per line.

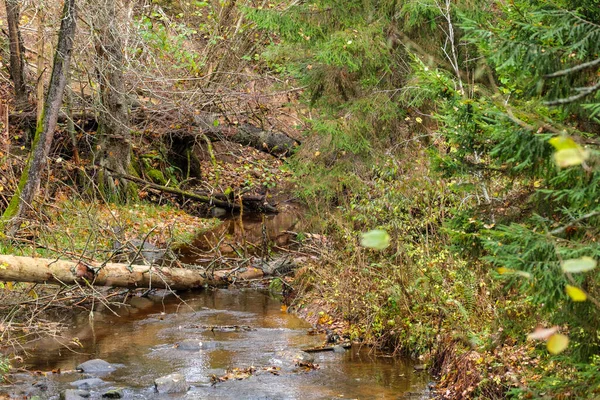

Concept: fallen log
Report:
left=0, top=255, right=264, bottom=290
left=10, top=111, right=300, bottom=157
left=104, top=169, right=278, bottom=213
left=226, top=123, right=299, bottom=157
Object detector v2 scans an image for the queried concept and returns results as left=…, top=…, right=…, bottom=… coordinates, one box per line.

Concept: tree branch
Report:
left=544, top=58, right=600, bottom=79
left=550, top=210, right=600, bottom=236
left=102, top=168, right=278, bottom=213
left=544, top=81, right=600, bottom=106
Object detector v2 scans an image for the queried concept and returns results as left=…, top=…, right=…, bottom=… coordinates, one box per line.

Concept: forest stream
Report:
left=2, top=213, right=431, bottom=399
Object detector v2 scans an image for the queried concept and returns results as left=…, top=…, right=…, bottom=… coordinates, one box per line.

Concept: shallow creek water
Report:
left=9, top=210, right=430, bottom=398
left=17, top=289, right=429, bottom=399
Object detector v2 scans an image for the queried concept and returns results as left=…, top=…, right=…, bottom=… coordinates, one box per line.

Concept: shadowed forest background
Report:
left=0, top=0, right=599, bottom=398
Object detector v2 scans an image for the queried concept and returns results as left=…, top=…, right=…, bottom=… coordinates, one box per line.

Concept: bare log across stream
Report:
left=0, top=255, right=265, bottom=290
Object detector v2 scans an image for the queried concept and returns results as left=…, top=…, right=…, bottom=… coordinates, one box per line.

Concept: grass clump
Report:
left=2, top=198, right=221, bottom=262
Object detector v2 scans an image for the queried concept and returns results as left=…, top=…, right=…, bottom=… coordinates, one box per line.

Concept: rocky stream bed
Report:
left=3, top=289, right=431, bottom=399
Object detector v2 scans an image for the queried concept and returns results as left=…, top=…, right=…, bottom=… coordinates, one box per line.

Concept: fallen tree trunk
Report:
left=224, top=123, right=299, bottom=157
left=10, top=112, right=299, bottom=157
left=0, top=255, right=264, bottom=290
left=104, top=168, right=278, bottom=213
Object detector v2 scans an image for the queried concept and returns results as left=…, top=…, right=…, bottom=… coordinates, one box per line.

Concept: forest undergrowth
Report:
left=0, top=0, right=599, bottom=398
left=245, top=0, right=600, bottom=398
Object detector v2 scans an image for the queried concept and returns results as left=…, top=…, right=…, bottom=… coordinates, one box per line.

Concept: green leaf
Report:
left=561, top=257, right=597, bottom=273
left=547, top=333, right=569, bottom=355
left=360, top=230, right=390, bottom=250
left=565, top=285, right=587, bottom=302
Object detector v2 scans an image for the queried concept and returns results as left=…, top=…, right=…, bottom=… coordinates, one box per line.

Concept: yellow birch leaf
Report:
left=553, top=148, right=588, bottom=168
left=497, top=267, right=513, bottom=274
left=565, top=285, right=587, bottom=302
left=547, top=333, right=569, bottom=354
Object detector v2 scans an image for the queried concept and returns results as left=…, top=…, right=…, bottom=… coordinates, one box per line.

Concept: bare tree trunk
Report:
left=94, top=0, right=136, bottom=202
left=36, top=4, right=46, bottom=122
left=5, top=0, right=29, bottom=110
left=1, top=0, right=77, bottom=236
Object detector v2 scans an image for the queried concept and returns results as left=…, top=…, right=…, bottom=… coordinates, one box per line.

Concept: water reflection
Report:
left=179, top=206, right=302, bottom=263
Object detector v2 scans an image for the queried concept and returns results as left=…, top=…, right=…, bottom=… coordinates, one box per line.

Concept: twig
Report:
left=550, top=210, right=600, bottom=235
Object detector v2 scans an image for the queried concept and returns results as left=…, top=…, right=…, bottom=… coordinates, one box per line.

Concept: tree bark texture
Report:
left=0, top=255, right=264, bottom=290
left=5, top=0, right=28, bottom=109
left=36, top=6, right=46, bottom=122
left=1, top=0, right=77, bottom=236
left=230, top=123, right=299, bottom=156
left=94, top=0, right=134, bottom=201
left=193, top=114, right=300, bottom=157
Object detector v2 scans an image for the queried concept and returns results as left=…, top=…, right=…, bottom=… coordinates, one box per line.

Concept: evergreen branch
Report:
left=544, top=81, right=600, bottom=106
left=563, top=9, right=600, bottom=30
left=549, top=210, right=600, bottom=235
left=502, top=103, right=600, bottom=145
left=502, top=103, right=560, bottom=134
left=544, top=58, right=600, bottom=79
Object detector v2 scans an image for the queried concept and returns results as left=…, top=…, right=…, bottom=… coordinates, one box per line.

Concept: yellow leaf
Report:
left=549, top=136, right=579, bottom=151
left=547, top=333, right=569, bottom=354
left=565, top=285, right=587, bottom=301
left=497, top=267, right=531, bottom=278
left=553, top=148, right=588, bottom=168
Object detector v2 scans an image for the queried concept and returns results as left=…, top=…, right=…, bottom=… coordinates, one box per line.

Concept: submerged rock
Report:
left=70, top=378, right=106, bottom=389
left=129, top=296, right=154, bottom=309
left=154, top=373, right=188, bottom=394
left=271, top=350, right=315, bottom=367
left=332, top=345, right=347, bottom=353
left=102, top=388, right=124, bottom=398
left=62, top=389, right=90, bottom=400
left=76, top=359, right=116, bottom=374
left=413, top=364, right=428, bottom=371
